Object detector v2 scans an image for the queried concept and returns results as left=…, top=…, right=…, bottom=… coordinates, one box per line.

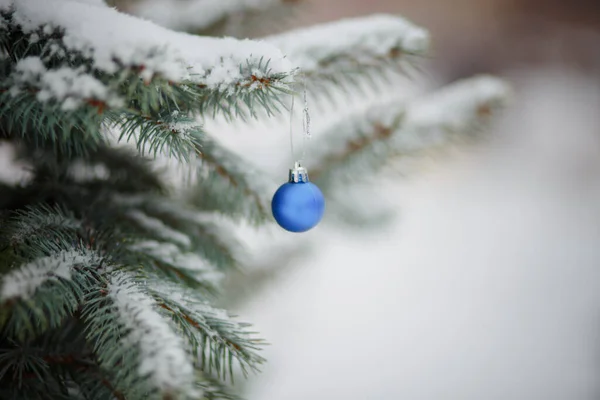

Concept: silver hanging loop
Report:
left=289, top=94, right=295, bottom=161
left=300, top=78, right=311, bottom=163
left=288, top=73, right=312, bottom=181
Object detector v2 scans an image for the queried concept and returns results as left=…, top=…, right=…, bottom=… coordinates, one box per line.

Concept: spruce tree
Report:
left=0, top=0, right=509, bottom=398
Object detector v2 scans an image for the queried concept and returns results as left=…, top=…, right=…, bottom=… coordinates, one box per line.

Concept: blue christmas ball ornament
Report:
left=272, top=162, right=325, bottom=232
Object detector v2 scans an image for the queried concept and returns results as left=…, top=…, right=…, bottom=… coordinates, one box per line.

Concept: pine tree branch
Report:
left=110, top=109, right=204, bottom=163
left=24, top=320, right=100, bottom=399
left=266, top=14, right=430, bottom=96
left=10, top=0, right=294, bottom=87
left=0, top=204, right=81, bottom=256
left=195, top=0, right=306, bottom=39
left=122, top=0, right=306, bottom=39
left=0, top=89, right=109, bottom=157
left=67, top=146, right=165, bottom=194
left=1, top=1, right=295, bottom=158
left=0, top=343, right=71, bottom=399
left=126, top=211, right=192, bottom=248
left=0, top=249, right=104, bottom=341
left=0, top=153, right=161, bottom=222
left=82, top=271, right=197, bottom=399
left=126, top=240, right=223, bottom=293
left=195, top=372, right=243, bottom=400
left=42, top=353, right=126, bottom=400
left=310, top=75, right=511, bottom=187
left=147, top=279, right=265, bottom=380
left=125, top=0, right=284, bottom=32
left=112, top=195, right=241, bottom=272
left=0, top=205, right=110, bottom=345
left=0, top=153, right=233, bottom=295
left=190, top=133, right=275, bottom=225
left=0, top=312, right=124, bottom=399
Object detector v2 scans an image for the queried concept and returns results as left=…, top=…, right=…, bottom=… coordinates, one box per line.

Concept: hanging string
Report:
left=289, top=75, right=311, bottom=165
left=289, top=94, right=295, bottom=162
left=300, top=78, right=310, bottom=163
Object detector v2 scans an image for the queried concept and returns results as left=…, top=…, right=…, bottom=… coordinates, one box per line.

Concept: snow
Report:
left=190, top=303, right=235, bottom=340
left=10, top=211, right=80, bottom=245
left=393, top=75, right=510, bottom=150
left=67, top=160, right=110, bottom=182
left=307, top=75, right=509, bottom=164
left=110, top=193, right=147, bottom=207
left=266, top=14, right=430, bottom=71
left=404, top=75, right=511, bottom=132
left=197, top=136, right=279, bottom=199
left=150, top=203, right=216, bottom=225
left=131, top=0, right=277, bottom=31
left=11, top=0, right=293, bottom=87
left=146, top=278, right=187, bottom=304
left=1, top=250, right=96, bottom=300
left=14, top=57, right=45, bottom=78
left=71, top=0, right=105, bottom=5
left=126, top=210, right=191, bottom=248
left=128, top=240, right=223, bottom=284
left=147, top=278, right=233, bottom=333
left=0, top=142, right=33, bottom=185
left=112, top=194, right=217, bottom=225
left=12, top=56, right=123, bottom=110
left=108, top=272, right=195, bottom=394
left=167, top=110, right=197, bottom=134
left=0, top=0, right=11, bottom=12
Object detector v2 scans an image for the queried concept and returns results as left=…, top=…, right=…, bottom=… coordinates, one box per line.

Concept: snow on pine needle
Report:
left=0, top=249, right=98, bottom=300
left=131, top=0, right=278, bottom=31
left=126, top=210, right=192, bottom=248
left=150, top=278, right=248, bottom=340
left=112, top=193, right=236, bottom=234
left=66, top=159, right=110, bottom=182
left=308, top=75, right=510, bottom=186
left=402, top=75, right=511, bottom=136
left=107, top=272, right=195, bottom=395
left=388, top=75, right=511, bottom=152
left=7, top=204, right=81, bottom=247
left=147, top=278, right=266, bottom=376
left=11, top=56, right=123, bottom=111
left=266, top=14, right=430, bottom=72
left=9, top=0, right=293, bottom=86
left=0, top=0, right=11, bottom=13
left=316, top=75, right=510, bottom=159
left=128, top=240, right=224, bottom=285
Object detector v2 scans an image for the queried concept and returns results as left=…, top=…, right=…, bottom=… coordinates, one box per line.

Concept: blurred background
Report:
left=123, top=0, right=600, bottom=398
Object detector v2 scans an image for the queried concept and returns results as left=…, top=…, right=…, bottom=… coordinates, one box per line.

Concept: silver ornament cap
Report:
left=289, top=161, right=309, bottom=183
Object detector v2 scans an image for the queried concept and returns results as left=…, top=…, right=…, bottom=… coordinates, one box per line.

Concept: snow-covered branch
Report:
left=128, top=240, right=224, bottom=287
left=127, top=210, right=192, bottom=248
left=107, top=272, right=195, bottom=396
left=147, top=278, right=265, bottom=377
left=310, top=75, right=511, bottom=185
left=6, top=204, right=81, bottom=249
left=0, top=249, right=98, bottom=300
left=192, top=135, right=276, bottom=224
left=113, top=194, right=242, bottom=271
left=12, top=0, right=293, bottom=86
left=267, top=14, right=429, bottom=88
left=11, top=57, right=124, bottom=111
left=402, top=75, right=510, bottom=135
left=1, top=0, right=295, bottom=146
left=130, top=0, right=280, bottom=32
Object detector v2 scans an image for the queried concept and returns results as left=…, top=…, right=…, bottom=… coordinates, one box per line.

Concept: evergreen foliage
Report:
left=0, top=0, right=509, bottom=398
